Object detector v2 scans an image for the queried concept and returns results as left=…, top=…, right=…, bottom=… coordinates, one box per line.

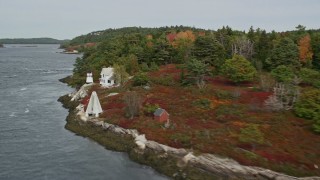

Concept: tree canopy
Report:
left=193, top=35, right=225, bottom=69
left=221, top=55, right=257, bottom=83
left=266, top=38, right=300, bottom=69
left=65, top=25, right=320, bottom=88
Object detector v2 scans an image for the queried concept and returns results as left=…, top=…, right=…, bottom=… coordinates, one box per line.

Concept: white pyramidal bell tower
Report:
left=85, top=91, right=103, bottom=117
left=86, top=72, right=93, bottom=84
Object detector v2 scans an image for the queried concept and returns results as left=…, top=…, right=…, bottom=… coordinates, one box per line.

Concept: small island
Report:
left=60, top=26, right=320, bottom=179
left=0, top=44, right=3, bottom=48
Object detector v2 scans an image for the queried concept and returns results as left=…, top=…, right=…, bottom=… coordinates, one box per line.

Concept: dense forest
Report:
left=65, top=25, right=320, bottom=176
left=68, top=25, right=320, bottom=87
left=0, top=37, right=69, bottom=44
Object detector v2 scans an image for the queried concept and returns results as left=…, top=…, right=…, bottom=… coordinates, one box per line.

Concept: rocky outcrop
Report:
left=70, top=83, right=93, bottom=101
left=63, top=84, right=320, bottom=180
left=135, top=135, right=147, bottom=149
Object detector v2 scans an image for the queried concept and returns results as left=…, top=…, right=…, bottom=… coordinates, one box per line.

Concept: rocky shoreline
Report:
left=58, top=83, right=320, bottom=180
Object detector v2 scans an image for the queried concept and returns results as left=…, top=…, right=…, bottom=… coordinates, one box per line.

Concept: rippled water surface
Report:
left=0, top=45, right=167, bottom=180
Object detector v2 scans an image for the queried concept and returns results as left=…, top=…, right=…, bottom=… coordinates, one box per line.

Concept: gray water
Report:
left=0, top=44, right=167, bottom=180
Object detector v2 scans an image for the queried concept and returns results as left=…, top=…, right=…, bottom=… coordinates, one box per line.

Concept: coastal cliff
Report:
left=58, top=84, right=320, bottom=180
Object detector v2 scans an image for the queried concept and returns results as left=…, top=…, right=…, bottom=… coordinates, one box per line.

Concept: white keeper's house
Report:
left=99, top=67, right=116, bottom=87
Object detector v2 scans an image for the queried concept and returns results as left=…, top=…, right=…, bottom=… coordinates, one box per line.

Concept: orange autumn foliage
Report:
left=177, top=30, right=195, bottom=41
left=172, top=30, right=195, bottom=48
left=298, top=34, right=313, bottom=64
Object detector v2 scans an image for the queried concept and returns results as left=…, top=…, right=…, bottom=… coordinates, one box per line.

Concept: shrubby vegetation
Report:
left=144, top=103, right=160, bottom=114
left=192, top=98, right=211, bottom=109
left=239, top=123, right=265, bottom=150
left=294, top=89, right=320, bottom=133
left=133, top=73, right=149, bottom=86
left=150, top=75, right=175, bottom=86
left=299, top=68, right=320, bottom=88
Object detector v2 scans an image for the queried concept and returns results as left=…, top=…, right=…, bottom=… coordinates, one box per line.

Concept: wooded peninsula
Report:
left=61, top=25, right=320, bottom=178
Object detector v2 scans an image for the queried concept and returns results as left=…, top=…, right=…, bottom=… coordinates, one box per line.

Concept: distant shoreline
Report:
left=0, top=37, right=69, bottom=45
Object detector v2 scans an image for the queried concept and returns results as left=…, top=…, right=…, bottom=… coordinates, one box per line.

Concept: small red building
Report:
left=153, top=108, right=169, bottom=122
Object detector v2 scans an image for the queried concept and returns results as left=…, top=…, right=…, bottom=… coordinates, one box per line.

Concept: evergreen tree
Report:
left=247, top=26, right=255, bottom=42
left=153, top=38, right=171, bottom=64
left=311, top=33, right=320, bottom=70
left=266, top=38, right=300, bottom=70
left=216, top=26, right=234, bottom=59
left=185, top=58, right=210, bottom=89
left=221, top=55, right=257, bottom=83
left=255, top=30, right=271, bottom=69
left=193, top=35, right=225, bottom=70
left=271, top=65, right=295, bottom=83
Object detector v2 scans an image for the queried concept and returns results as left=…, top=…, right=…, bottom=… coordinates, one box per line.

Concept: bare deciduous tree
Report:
left=232, top=36, right=254, bottom=60
left=195, top=75, right=207, bottom=90
left=123, top=91, right=141, bottom=119
left=264, top=83, right=300, bottom=111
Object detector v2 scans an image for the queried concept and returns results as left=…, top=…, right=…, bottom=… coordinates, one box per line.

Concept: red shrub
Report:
left=102, top=102, right=125, bottom=110
left=186, top=118, right=198, bottom=127
left=256, top=151, right=297, bottom=164
left=118, top=119, right=135, bottom=129
left=143, top=98, right=167, bottom=109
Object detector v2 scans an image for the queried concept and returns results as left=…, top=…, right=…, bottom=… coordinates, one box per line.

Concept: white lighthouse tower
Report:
left=85, top=91, right=103, bottom=117
left=86, top=72, right=93, bottom=84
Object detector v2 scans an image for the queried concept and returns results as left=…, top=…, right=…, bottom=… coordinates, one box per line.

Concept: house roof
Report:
left=153, top=108, right=168, bottom=116
left=101, top=67, right=114, bottom=76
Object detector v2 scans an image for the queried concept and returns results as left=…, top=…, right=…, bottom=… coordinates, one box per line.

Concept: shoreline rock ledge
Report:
left=60, top=84, right=320, bottom=180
